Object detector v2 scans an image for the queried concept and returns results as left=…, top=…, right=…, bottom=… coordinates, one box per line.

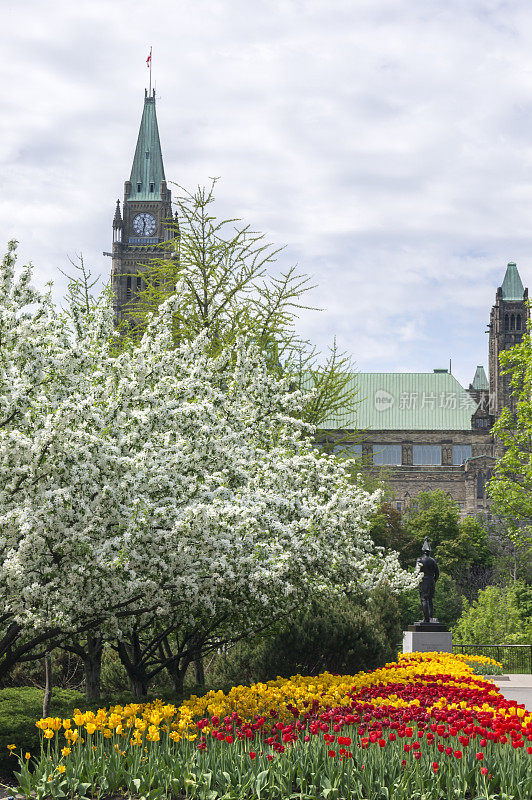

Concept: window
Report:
left=511, top=314, right=515, bottom=331
left=136, top=276, right=142, bottom=292
left=126, top=276, right=132, bottom=299
left=413, top=445, right=442, bottom=466
left=150, top=182, right=154, bottom=192
left=333, top=443, right=362, bottom=458
left=396, top=502, right=402, bottom=511
left=517, top=315, right=522, bottom=331
left=373, top=444, right=402, bottom=466
left=477, top=473, right=485, bottom=499
left=137, top=182, right=141, bottom=192
left=505, top=314, right=509, bottom=331
left=475, top=417, right=489, bottom=429
left=145, top=150, right=150, bottom=159
left=453, top=444, right=472, bottom=465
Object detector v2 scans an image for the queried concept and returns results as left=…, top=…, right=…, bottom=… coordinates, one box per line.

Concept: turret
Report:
left=488, top=262, right=529, bottom=418
left=112, top=200, right=122, bottom=243
left=468, top=365, right=491, bottom=430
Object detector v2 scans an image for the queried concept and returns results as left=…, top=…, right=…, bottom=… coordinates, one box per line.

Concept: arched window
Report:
left=511, top=314, right=515, bottom=331
left=477, top=473, right=485, bottom=500
left=517, top=315, right=522, bottom=331
left=505, top=314, right=509, bottom=331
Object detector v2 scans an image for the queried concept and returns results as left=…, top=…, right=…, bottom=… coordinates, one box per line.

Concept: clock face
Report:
left=132, top=213, right=157, bottom=236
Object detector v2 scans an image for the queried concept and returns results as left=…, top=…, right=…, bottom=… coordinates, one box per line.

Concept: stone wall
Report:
left=318, top=427, right=494, bottom=515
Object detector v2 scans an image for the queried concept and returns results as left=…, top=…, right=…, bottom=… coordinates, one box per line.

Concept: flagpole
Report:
left=149, top=46, right=152, bottom=96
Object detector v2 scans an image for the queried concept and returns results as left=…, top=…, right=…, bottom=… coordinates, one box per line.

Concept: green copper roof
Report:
left=471, top=365, right=489, bottom=391
left=501, top=262, right=525, bottom=300
left=318, top=372, right=477, bottom=431
left=128, top=91, right=165, bottom=201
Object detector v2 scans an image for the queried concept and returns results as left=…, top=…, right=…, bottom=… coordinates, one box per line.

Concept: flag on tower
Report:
left=146, top=51, right=152, bottom=67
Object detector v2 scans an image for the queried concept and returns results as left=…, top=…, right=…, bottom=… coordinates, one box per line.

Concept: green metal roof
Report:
left=471, top=365, right=489, bottom=391
left=319, top=371, right=477, bottom=431
left=501, top=262, right=525, bottom=301
left=128, top=91, right=166, bottom=201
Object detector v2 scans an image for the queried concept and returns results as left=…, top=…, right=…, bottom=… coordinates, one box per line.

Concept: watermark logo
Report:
left=374, top=389, right=395, bottom=412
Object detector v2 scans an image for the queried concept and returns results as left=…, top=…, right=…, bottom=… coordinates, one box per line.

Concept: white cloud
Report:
left=1, top=0, right=532, bottom=386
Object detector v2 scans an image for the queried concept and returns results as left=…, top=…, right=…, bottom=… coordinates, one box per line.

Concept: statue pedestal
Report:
left=402, top=621, right=452, bottom=654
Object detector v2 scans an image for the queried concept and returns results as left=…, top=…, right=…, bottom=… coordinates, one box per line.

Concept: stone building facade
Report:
left=318, top=263, right=529, bottom=516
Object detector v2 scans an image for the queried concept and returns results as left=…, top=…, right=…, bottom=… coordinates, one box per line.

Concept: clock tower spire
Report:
left=111, top=89, right=173, bottom=323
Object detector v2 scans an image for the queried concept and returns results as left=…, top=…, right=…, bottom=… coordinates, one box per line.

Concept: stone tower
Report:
left=111, top=89, right=173, bottom=322
left=488, top=262, right=529, bottom=418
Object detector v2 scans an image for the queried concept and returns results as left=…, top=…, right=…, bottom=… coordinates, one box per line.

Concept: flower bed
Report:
left=11, top=652, right=532, bottom=799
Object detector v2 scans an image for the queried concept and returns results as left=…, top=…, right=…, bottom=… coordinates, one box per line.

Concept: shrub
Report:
left=215, top=591, right=401, bottom=685
left=100, top=648, right=131, bottom=695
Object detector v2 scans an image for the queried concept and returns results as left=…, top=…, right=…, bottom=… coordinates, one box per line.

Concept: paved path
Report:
left=492, top=673, right=532, bottom=710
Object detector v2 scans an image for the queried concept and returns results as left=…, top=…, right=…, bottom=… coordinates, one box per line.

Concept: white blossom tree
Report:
left=0, top=243, right=416, bottom=697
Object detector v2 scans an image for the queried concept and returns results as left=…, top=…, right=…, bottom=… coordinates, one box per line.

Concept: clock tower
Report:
left=111, top=89, right=173, bottom=322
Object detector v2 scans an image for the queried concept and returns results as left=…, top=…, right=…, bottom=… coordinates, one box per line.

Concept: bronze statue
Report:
left=417, top=537, right=439, bottom=623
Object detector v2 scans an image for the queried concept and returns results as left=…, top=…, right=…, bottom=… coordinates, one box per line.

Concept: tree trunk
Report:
left=194, top=656, right=205, bottom=687
left=129, top=673, right=149, bottom=699
left=43, top=651, right=52, bottom=718
left=168, top=665, right=185, bottom=696
left=165, top=655, right=191, bottom=697
left=117, top=638, right=150, bottom=699
left=83, top=634, right=103, bottom=701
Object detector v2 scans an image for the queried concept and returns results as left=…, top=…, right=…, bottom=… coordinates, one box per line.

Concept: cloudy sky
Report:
left=2, top=0, right=532, bottom=385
